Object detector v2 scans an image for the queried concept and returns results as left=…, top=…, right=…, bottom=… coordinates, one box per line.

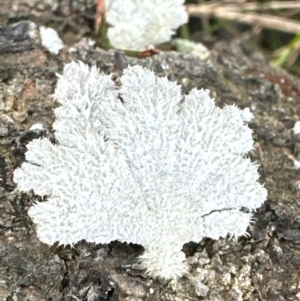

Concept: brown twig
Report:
left=232, top=1, right=300, bottom=11
left=186, top=3, right=300, bottom=34
left=95, top=0, right=106, bottom=32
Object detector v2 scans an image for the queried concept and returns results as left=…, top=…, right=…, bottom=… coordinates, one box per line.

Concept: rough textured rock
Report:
left=1, top=2, right=300, bottom=300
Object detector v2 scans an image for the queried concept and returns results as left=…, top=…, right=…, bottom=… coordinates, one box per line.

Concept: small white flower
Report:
left=105, top=0, right=188, bottom=51
left=14, top=61, right=267, bottom=280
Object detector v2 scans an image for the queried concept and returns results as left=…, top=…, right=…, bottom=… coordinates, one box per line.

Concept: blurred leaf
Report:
left=272, top=33, right=300, bottom=68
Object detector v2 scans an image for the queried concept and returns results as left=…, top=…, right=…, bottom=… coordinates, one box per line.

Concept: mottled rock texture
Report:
left=1, top=1, right=300, bottom=300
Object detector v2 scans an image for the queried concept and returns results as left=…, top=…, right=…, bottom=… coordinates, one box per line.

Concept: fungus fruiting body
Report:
left=14, top=61, right=267, bottom=280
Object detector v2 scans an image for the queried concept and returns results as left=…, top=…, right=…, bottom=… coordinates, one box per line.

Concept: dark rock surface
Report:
left=1, top=2, right=300, bottom=300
